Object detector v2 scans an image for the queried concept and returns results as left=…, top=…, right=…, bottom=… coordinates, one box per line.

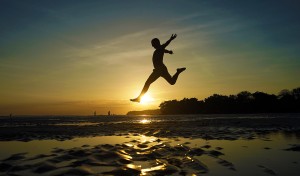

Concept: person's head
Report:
left=151, top=38, right=160, bottom=49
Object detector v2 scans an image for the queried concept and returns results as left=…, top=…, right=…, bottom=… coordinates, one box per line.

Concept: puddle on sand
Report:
left=0, top=133, right=299, bottom=176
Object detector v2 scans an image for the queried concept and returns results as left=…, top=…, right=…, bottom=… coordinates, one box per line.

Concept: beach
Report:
left=0, top=114, right=300, bottom=176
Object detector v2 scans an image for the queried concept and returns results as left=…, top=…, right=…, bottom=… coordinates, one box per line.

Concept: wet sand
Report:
left=0, top=114, right=300, bottom=141
left=0, top=114, right=300, bottom=175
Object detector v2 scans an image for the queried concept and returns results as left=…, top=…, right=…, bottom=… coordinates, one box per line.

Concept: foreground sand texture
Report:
left=0, top=114, right=300, bottom=175
left=0, top=138, right=229, bottom=175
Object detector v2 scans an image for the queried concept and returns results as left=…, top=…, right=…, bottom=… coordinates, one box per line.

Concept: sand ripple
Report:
left=0, top=136, right=239, bottom=176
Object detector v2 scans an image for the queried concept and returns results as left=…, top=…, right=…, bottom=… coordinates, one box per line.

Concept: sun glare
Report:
left=140, top=94, right=154, bottom=104
left=140, top=119, right=151, bottom=124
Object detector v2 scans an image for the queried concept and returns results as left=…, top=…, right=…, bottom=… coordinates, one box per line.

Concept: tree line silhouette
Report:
left=159, top=87, right=300, bottom=114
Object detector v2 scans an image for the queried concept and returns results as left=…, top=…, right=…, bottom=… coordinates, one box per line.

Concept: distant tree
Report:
left=160, top=100, right=180, bottom=114
left=204, top=94, right=232, bottom=113
left=180, top=98, right=201, bottom=114
left=236, top=91, right=254, bottom=113
left=292, top=87, right=300, bottom=112
left=252, top=91, right=278, bottom=113
left=278, top=89, right=295, bottom=112
left=292, top=87, right=300, bottom=100
left=158, top=87, right=300, bottom=114
left=160, top=98, right=202, bottom=114
left=278, top=89, right=292, bottom=99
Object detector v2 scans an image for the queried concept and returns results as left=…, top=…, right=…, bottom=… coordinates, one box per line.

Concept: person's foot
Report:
left=130, top=97, right=141, bottom=103
left=177, top=67, right=186, bottom=74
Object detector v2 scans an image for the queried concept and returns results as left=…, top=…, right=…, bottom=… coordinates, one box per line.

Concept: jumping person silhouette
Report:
left=130, top=34, right=186, bottom=102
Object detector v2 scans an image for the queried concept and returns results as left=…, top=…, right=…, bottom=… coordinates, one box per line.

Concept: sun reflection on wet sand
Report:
left=141, top=162, right=167, bottom=175
left=0, top=132, right=299, bottom=176
left=140, top=119, right=151, bottom=124
left=139, top=134, right=156, bottom=143
left=126, top=163, right=141, bottom=170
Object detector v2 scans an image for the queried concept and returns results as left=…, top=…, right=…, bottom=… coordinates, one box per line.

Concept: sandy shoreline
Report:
left=0, top=114, right=299, bottom=141
left=0, top=114, right=300, bottom=176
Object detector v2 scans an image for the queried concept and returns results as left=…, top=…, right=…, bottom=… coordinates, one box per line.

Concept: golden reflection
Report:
left=140, top=135, right=157, bottom=143
left=140, top=119, right=151, bottom=124
left=126, top=164, right=141, bottom=170
left=141, top=164, right=166, bottom=175
left=124, top=143, right=134, bottom=147
left=117, top=150, right=132, bottom=160
left=186, top=156, right=194, bottom=162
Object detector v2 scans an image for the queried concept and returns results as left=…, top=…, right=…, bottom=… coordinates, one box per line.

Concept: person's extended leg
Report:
left=162, top=67, right=186, bottom=85
left=130, top=71, right=160, bottom=102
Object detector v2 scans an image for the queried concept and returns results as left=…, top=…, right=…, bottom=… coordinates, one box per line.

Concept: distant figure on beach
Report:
left=108, top=111, right=111, bottom=116
left=131, top=34, right=186, bottom=102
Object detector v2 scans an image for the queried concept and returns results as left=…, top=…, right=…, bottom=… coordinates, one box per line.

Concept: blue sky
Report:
left=0, top=0, right=300, bottom=115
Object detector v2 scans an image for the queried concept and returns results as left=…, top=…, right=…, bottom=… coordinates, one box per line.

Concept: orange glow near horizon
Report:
left=1, top=1, right=300, bottom=116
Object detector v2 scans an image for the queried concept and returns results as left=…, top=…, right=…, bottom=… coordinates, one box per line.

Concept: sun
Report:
left=140, top=94, right=154, bottom=104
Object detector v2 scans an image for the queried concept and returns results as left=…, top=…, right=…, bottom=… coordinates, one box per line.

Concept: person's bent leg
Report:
left=130, top=71, right=160, bottom=102
left=163, top=67, right=186, bottom=85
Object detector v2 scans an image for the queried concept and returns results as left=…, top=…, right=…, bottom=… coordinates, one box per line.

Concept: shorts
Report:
left=153, top=65, right=170, bottom=79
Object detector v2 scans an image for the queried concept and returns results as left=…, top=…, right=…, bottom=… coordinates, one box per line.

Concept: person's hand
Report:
left=169, top=50, right=173, bottom=54
left=170, top=34, right=177, bottom=40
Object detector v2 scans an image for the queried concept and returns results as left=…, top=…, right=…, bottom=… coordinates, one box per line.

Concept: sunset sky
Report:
left=1, top=0, right=300, bottom=115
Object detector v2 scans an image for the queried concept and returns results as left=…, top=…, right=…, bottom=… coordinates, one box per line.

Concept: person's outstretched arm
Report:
left=162, top=34, right=177, bottom=48
left=164, top=49, right=173, bottom=54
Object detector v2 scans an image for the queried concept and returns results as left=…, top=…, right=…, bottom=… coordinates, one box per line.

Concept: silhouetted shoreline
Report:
left=127, top=109, right=161, bottom=115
